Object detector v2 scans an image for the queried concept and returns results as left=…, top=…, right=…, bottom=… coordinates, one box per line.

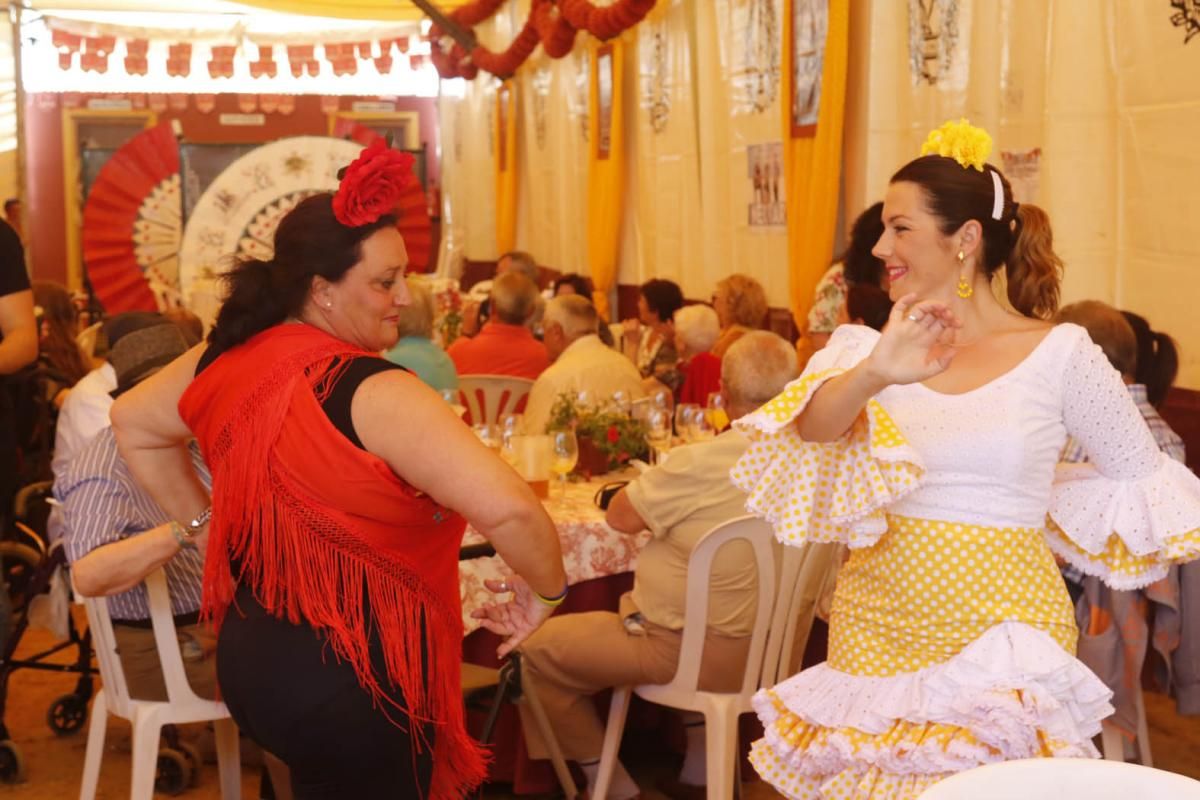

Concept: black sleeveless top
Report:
left=196, top=345, right=403, bottom=450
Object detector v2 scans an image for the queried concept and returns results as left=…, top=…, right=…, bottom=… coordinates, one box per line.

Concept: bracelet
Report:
left=169, top=520, right=196, bottom=551
left=534, top=583, right=569, bottom=608
left=187, top=506, right=212, bottom=534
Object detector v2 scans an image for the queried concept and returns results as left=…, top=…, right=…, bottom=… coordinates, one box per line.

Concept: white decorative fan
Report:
left=177, top=136, right=363, bottom=326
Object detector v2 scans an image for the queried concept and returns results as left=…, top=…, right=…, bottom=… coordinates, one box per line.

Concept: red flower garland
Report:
left=332, top=140, right=418, bottom=229
left=429, top=0, right=656, bottom=81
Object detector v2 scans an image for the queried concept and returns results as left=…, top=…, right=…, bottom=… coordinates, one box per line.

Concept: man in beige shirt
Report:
left=522, top=294, right=645, bottom=433
left=519, top=331, right=799, bottom=800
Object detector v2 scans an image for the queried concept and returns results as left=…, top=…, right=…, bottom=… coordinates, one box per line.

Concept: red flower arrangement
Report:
left=332, top=140, right=417, bottom=228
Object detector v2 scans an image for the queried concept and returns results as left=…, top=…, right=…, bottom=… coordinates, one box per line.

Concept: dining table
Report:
left=457, top=469, right=651, bottom=793
left=458, top=469, right=650, bottom=636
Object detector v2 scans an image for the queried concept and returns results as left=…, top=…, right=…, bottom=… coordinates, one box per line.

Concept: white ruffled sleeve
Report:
left=730, top=325, right=924, bottom=549
left=1045, top=326, right=1200, bottom=589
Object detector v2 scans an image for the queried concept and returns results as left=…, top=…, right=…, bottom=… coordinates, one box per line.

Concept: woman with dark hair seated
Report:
left=112, top=141, right=566, bottom=799
left=1121, top=310, right=1180, bottom=410
left=807, top=201, right=887, bottom=350
left=622, top=278, right=684, bottom=390
left=553, top=273, right=616, bottom=347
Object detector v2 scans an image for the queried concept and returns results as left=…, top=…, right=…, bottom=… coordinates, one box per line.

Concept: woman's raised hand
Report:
left=865, top=294, right=962, bottom=386
left=469, top=575, right=556, bottom=659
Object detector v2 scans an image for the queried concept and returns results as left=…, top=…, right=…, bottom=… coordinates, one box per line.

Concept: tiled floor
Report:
left=4, top=618, right=1198, bottom=799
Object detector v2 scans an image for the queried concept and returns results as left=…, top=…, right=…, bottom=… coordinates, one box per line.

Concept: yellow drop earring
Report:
left=956, top=250, right=973, bottom=299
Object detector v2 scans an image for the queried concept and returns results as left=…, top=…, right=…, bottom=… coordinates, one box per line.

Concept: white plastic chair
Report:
left=593, top=517, right=842, bottom=800
left=458, top=374, right=534, bottom=425
left=79, top=568, right=240, bottom=800
left=1100, top=683, right=1153, bottom=766
left=916, top=757, right=1200, bottom=799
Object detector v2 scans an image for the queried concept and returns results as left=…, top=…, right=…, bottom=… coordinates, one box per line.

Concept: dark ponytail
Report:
left=890, top=155, right=1063, bottom=319
left=1005, top=204, right=1062, bottom=320
left=207, top=193, right=396, bottom=357
left=1122, top=310, right=1179, bottom=409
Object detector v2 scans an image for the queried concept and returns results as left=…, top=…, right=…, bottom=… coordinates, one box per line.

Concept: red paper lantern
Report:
left=278, top=95, right=296, bottom=115
left=195, top=94, right=216, bottom=113
left=237, top=94, right=258, bottom=113
left=124, top=38, right=149, bottom=75
left=168, top=93, right=188, bottom=111
left=208, top=45, right=236, bottom=79
left=81, top=36, right=116, bottom=73
left=167, top=43, right=192, bottom=78
left=148, top=93, right=168, bottom=112
left=287, top=45, right=319, bottom=78
left=320, top=95, right=340, bottom=113
left=375, top=54, right=394, bottom=74
left=250, top=44, right=277, bottom=79
left=356, top=41, right=372, bottom=58
left=259, top=94, right=280, bottom=113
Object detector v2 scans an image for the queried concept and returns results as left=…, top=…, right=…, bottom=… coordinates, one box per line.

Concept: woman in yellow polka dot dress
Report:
left=732, top=120, right=1200, bottom=799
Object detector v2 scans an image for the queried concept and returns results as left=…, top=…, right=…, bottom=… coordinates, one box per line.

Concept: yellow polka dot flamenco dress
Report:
left=731, top=323, right=1200, bottom=799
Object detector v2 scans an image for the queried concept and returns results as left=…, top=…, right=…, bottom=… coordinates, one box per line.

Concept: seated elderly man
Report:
left=522, top=295, right=646, bottom=433
left=518, top=331, right=799, bottom=799
left=461, top=250, right=545, bottom=337
left=448, top=271, right=549, bottom=380
left=57, top=320, right=212, bottom=700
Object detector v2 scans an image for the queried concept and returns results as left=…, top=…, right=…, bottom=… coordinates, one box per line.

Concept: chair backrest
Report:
left=915, top=757, right=1200, bottom=799
left=80, top=567, right=221, bottom=721
left=458, top=374, right=534, bottom=426
left=666, top=515, right=777, bottom=696
left=758, top=540, right=843, bottom=688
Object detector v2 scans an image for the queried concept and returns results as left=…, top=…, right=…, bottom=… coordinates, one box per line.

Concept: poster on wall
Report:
left=597, top=44, right=615, bottom=159
left=791, top=0, right=828, bottom=137
left=748, top=142, right=785, bottom=227
left=729, top=0, right=781, bottom=115
left=1000, top=148, right=1041, bottom=204
left=908, top=0, right=970, bottom=90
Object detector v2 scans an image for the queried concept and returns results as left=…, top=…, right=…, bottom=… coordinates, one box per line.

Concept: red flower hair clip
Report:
left=332, top=139, right=416, bottom=228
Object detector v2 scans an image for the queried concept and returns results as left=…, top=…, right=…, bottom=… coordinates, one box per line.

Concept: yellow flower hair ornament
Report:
left=920, top=118, right=993, bottom=172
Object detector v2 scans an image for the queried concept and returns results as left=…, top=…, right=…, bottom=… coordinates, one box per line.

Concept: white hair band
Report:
left=990, top=169, right=1004, bottom=220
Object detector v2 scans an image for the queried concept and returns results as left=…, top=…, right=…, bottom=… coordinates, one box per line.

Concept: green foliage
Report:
left=547, top=393, right=649, bottom=472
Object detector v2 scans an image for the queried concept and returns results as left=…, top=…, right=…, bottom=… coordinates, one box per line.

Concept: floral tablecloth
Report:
left=459, top=472, right=650, bottom=634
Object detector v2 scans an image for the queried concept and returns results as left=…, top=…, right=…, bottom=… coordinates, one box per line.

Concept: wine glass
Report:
left=610, top=390, right=632, bottom=417
left=688, top=409, right=716, bottom=442
left=674, top=403, right=700, bottom=444
left=706, top=392, right=729, bottom=432
left=646, top=409, right=671, bottom=465
left=501, top=413, right=524, bottom=436
left=550, top=430, right=579, bottom=499
left=473, top=423, right=500, bottom=451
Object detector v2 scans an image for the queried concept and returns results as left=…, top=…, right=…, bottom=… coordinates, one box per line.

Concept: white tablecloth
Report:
left=459, top=472, right=650, bottom=634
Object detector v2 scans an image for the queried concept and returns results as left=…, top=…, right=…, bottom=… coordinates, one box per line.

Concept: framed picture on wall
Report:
left=597, top=44, right=615, bottom=159
left=791, top=0, right=828, bottom=138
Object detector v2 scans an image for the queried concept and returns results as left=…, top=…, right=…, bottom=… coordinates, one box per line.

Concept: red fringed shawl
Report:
left=179, top=323, right=487, bottom=799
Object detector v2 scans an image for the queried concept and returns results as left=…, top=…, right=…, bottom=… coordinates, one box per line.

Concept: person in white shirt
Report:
left=50, top=312, right=197, bottom=541
left=522, top=295, right=645, bottom=433
left=52, top=312, right=176, bottom=478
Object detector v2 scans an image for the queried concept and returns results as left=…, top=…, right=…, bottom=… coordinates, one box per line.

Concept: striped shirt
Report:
left=56, top=427, right=209, bottom=621
left=1059, top=382, right=1187, bottom=585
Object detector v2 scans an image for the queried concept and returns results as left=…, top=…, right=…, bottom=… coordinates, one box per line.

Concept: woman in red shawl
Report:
left=111, top=142, right=567, bottom=799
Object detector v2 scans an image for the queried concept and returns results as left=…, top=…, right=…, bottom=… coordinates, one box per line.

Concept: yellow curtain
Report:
left=586, top=37, right=625, bottom=320
left=784, top=0, right=849, bottom=330
left=232, top=0, right=467, bottom=21
left=495, top=80, right=518, bottom=254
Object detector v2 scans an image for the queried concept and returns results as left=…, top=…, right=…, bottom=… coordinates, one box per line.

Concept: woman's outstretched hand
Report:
left=865, top=293, right=962, bottom=386
left=470, top=576, right=556, bottom=659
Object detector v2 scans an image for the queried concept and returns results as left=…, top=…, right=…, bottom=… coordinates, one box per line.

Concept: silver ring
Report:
left=906, top=313, right=920, bottom=322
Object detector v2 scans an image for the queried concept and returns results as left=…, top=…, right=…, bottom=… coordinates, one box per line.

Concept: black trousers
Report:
left=217, top=583, right=434, bottom=799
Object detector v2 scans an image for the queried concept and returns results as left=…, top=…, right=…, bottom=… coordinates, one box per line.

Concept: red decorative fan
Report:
left=333, top=119, right=434, bottom=273
left=82, top=123, right=181, bottom=313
